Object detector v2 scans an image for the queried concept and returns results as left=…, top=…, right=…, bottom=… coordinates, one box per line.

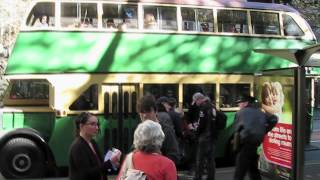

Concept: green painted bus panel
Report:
left=23, top=113, right=55, bottom=140
left=216, top=111, right=236, bottom=157
left=2, top=112, right=55, bottom=139
left=48, top=116, right=75, bottom=167
left=6, top=32, right=315, bottom=75
left=13, top=113, right=24, bottom=128
left=2, top=113, right=14, bottom=130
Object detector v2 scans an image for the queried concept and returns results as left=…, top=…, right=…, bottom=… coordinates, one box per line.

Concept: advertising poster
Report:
left=255, top=70, right=294, bottom=180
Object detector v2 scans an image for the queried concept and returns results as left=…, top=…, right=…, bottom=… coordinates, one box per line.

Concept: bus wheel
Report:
left=0, top=137, right=46, bottom=178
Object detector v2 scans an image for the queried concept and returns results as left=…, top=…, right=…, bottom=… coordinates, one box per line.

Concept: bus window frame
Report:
left=21, top=0, right=313, bottom=40
left=59, top=1, right=99, bottom=29
left=217, top=8, right=249, bottom=34
left=3, top=79, right=51, bottom=106
left=250, top=9, right=281, bottom=36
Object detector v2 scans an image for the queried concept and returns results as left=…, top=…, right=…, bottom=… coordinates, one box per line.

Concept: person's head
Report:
left=133, top=120, right=165, bottom=153
left=261, top=82, right=273, bottom=106
left=75, top=112, right=99, bottom=138
left=271, top=82, right=284, bottom=106
left=40, top=15, right=48, bottom=24
left=168, top=97, right=177, bottom=109
left=201, top=23, right=209, bottom=32
left=236, top=95, right=256, bottom=109
left=106, top=19, right=115, bottom=28
left=156, top=96, right=170, bottom=112
left=137, top=95, right=157, bottom=122
left=192, top=92, right=206, bottom=106
left=144, top=13, right=156, bottom=23
left=144, top=13, right=156, bottom=28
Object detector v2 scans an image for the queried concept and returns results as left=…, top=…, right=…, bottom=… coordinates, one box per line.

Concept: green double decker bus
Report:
left=0, top=0, right=317, bottom=178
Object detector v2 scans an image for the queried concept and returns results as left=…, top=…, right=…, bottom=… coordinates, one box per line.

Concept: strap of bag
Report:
left=120, top=152, right=134, bottom=180
left=126, top=152, right=134, bottom=169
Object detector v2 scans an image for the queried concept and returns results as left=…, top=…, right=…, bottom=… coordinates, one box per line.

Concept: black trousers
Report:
left=234, top=143, right=261, bottom=180
left=194, top=137, right=216, bottom=180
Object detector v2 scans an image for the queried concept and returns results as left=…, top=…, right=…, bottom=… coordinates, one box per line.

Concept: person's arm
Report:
left=161, top=126, right=180, bottom=165
left=170, top=111, right=183, bottom=138
left=265, top=113, right=278, bottom=133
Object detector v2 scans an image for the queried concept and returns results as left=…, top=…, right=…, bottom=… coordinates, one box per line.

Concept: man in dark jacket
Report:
left=137, top=95, right=181, bottom=165
left=193, top=92, right=218, bottom=180
left=233, top=95, right=278, bottom=180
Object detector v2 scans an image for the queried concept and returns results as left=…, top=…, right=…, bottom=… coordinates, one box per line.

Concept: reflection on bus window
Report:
left=69, top=84, right=98, bottom=110
left=251, top=11, right=280, bottom=35
left=26, top=2, right=55, bottom=27
left=181, top=8, right=213, bottom=32
left=143, top=84, right=178, bottom=100
left=61, top=3, right=98, bottom=28
left=220, top=84, right=250, bottom=108
left=183, top=84, right=215, bottom=109
left=102, top=4, right=138, bottom=29
left=10, top=79, right=49, bottom=100
left=217, top=10, right=248, bottom=33
left=283, top=14, right=304, bottom=36
left=143, top=6, right=177, bottom=30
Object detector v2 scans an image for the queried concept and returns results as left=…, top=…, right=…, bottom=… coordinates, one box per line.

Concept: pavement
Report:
left=1, top=142, right=319, bottom=180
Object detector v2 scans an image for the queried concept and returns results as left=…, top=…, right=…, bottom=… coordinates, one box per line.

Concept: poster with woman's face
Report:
left=255, top=73, right=294, bottom=180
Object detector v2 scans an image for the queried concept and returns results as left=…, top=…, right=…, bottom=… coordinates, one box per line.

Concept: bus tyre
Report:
left=0, top=137, right=46, bottom=178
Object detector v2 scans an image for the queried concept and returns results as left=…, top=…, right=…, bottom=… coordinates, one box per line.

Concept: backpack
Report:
left=119, top=153, right=147, bottom=180
left=211, top=108, right=227, bottom=130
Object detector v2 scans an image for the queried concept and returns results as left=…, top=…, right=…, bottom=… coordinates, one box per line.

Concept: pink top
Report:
left=117, top=151, right=177, bottom=180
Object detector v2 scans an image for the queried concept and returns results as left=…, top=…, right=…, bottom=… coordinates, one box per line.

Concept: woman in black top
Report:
left=69, top=112, right=121, bottom=180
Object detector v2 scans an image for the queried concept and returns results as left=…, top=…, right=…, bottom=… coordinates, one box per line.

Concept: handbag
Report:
left=119, top=153, right=147, bottom=180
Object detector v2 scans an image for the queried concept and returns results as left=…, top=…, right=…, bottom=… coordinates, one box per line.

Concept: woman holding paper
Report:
left=69, top=112, right=121, bottom=180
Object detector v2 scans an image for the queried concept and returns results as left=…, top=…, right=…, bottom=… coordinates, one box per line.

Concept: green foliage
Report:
left=291, top=0, right=320, bottom=36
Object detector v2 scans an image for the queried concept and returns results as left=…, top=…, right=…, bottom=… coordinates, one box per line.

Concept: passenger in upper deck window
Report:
left=200, top=23, right=209, bottom=32
left=106, top=19, right=116, bottom=29
left=144, top=13, right=157, bottom=29
left=35, top=15, right=49, bottom=27
left=81, top=18, right=93, bottom=28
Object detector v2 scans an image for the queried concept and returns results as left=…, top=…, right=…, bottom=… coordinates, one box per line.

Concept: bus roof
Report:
left=114, top=0, right=299, bottom=13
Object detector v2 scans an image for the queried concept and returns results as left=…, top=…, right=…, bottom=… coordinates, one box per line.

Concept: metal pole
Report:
left=118, top=85, right=123, bottom=151
left=293, top=67, right=306, bottom=180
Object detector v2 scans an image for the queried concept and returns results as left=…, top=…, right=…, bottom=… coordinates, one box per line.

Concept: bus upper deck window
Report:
left=181, top=8, right=196, bottom=31
left=61, top=3, right=98, bottom=28
left=120, top=5, right=138, bottom=29
left=181, top=8, right=213, bottom=32
left=102, top=4, right=139, bottom=30
left=143, top=6, right=177, bottom=30
left=26, top=2, right=55, bottom=27
left=283, top=14, right=304, bottom=36
left=251, top=11, right=280, bottom=35
left=217, top=10, right=248, bottom=33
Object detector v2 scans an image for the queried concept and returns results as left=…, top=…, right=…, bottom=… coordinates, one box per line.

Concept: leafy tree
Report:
left=290, top=0, right=320, bottom=39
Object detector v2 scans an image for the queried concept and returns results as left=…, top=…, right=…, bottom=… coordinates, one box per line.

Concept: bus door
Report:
left=101, top=84, right=139, bottom=153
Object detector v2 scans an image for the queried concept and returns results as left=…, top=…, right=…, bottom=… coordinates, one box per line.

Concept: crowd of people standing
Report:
left=68, top=91, right=278, bottom=180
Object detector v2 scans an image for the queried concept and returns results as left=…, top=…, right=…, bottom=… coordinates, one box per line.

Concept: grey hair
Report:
left=133, top=120, right=165, bottom=153
left=192, top=92, right=205, bottom=102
